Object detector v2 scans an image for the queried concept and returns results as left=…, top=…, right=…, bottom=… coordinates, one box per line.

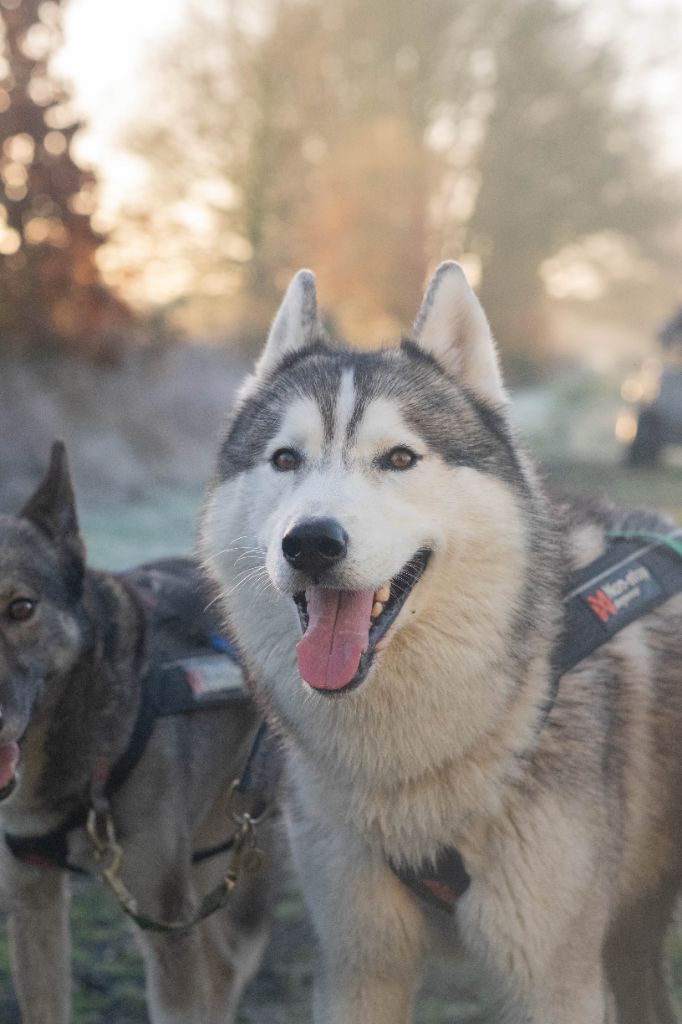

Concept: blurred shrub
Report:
left=0, top=340, right=247, bottom=509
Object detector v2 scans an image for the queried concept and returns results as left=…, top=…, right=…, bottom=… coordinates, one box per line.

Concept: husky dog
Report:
left=0, top=443, right=271, bottom=1024
left=202, top=262, right=682, bottom=1023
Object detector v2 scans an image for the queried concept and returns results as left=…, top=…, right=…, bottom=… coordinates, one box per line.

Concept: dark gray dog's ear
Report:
left=412, top=261, right=507, bottom=407
left=255, top=269, right=318, bottom=376
left=22, top=440, right=81, bottom=543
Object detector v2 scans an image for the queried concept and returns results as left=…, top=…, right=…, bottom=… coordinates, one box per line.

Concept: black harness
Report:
left=554, top=529, right=682, bottom=674
left=6, top=638, right=248, bottom=872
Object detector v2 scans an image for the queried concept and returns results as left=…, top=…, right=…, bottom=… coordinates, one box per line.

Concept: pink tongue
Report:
left=296, top=589, right=375, bottom=690
left=0, top=742, right=19, bottom=790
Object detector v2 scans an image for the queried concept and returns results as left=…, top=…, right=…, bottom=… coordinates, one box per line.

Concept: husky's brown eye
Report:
left=7, top=598, right=36, bottom=622
left=271, top=448, right=301, bottom=472
left=383, top=447, right=420, bottom=471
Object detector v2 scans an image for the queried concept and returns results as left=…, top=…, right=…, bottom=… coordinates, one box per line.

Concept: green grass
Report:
left=2, top=461, right=682, bottom=1021
left=0, top=880, right=147, bottom=1024
left=78, top=486, right=203, bottom=571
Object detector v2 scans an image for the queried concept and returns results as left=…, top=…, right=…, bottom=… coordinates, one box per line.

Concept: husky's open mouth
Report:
left=0, top=741, right=20, bottom=802
left=293, top=548, right=430, bottom=694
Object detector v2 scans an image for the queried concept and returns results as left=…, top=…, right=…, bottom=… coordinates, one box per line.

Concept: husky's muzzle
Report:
left=292, top=547, right=431, bottom=694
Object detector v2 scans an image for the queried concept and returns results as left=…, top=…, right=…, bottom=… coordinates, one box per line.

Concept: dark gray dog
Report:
left=0, top=443, right=272, bottom=1024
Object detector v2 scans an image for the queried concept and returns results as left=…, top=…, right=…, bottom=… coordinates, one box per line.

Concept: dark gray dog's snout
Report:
left=0, top=682, right=34, bottom=742
left=282, top=518, right=348, bottom=578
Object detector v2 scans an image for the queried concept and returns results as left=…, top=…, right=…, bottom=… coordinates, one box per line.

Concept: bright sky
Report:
left=54, top=0, right=189, bottom=217
left=586, top=0, right=682, bottom=173
left=56, top=0, right=187, bottom=120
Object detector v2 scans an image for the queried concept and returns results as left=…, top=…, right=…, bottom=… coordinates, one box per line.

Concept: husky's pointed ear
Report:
left=256, top=269, right=318, bottom=376
left=412, top=262, right=507, bottom=406
left=21, top=441, right=81, bottom=543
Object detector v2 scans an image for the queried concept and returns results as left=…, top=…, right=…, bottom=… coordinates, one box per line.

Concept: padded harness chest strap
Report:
left=554, top=529, right=682, bottom=676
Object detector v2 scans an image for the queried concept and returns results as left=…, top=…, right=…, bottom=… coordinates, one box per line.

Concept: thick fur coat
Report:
left=202, top=263, right=682, bottom=1023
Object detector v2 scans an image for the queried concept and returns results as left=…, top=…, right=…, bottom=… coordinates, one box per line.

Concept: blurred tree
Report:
left=116, top=0, right=340, bottom=337
left=295, top=0, right=488, bottom=340
left=111, top=0, right=680, bottom=355
left=464, top=0, right=676, bottom=361
left=118, top=0, right=487, bottom=342
left=299, top=116, right=431, bottom=341
left=0, top=0, right=129, bottom=358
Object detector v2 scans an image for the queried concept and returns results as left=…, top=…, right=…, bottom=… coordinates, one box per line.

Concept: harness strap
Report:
left=5, top=651, right=249, bottom=874
left=5, top=811, right=89, bottom=873
left=390, top=848, right=470, bottom=911
left=87, top=719, right=281, bottom=932
left=192, top=724, right=284, bottom=865
left=232, top=720, right=283, bottom=820
left=5, top=666, right=160, bottom=873
left=552, top=528, right=682, bottom=678
left=105, top=670, right=160, bottom=799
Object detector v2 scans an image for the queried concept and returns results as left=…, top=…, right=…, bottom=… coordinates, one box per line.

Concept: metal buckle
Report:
left=226, top=777, right=270, bottom=827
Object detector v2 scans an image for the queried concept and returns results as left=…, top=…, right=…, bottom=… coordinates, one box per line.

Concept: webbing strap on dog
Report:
left=553, top=528, right=682, bottom=677
left=5, top=647, right=250, bottom=875
left=394, top=527, right=682, bottom=914
left=230, top=721, right=283, bottom=820
left=84, top=721, right=282, bottom=933
left=390, top=847, right=471, bottom=912
left=4, top=665, right=162, bottom=873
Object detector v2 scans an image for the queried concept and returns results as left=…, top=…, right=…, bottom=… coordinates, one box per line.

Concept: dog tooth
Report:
left=375, top=585, right=390, bottom=603
left=371, top=601, right=383, bottom=618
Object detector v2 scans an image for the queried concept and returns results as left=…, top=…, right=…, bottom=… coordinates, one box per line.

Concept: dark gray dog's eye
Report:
left=7, top=598, right=36, bottom=622
left=271, top=448, right=301, bottom=472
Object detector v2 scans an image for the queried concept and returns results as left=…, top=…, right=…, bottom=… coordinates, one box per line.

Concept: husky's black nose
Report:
left=282, top=518, right=348, bottom=577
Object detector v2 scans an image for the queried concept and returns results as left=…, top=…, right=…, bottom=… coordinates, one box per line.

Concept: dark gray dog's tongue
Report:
left=296, top=588, right=374, bottom=690
left=0, top=742, right=19, bottom=789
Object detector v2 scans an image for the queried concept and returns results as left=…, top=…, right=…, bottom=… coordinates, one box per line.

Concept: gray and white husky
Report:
left=202, top=262, right=682, bottom=1023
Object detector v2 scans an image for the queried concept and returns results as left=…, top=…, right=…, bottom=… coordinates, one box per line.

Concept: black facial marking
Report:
left=218, top=336, right=343, bottom=482
left=218, top=337, right=528, bottom=492
left=399, top=337, right=444, bottom=370
left=352, top=347, right=527, bottom=490
left=217, top=390, right=284, bottom=482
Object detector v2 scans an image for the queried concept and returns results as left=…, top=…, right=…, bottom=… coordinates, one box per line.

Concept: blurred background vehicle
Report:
left=616, top=308, right=682, bottom=466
